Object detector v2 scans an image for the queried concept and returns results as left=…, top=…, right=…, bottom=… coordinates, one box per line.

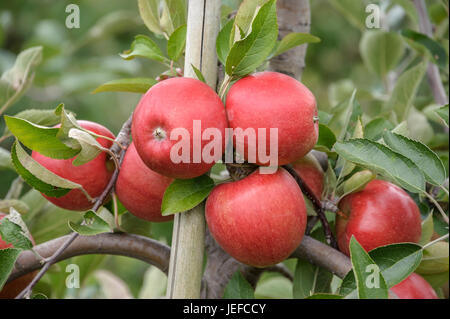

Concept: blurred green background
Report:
left=0, top=0, right=448, bottom=298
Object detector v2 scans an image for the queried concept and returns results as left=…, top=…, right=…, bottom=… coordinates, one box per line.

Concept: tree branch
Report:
left=7, top=233, right=170, bottom=283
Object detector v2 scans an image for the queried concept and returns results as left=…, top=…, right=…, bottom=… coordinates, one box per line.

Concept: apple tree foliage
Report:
left=0, top=0, right=448, bottom=299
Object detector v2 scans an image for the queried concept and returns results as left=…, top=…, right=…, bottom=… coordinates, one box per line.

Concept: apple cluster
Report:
left=5, top=71, right=436, bottom=299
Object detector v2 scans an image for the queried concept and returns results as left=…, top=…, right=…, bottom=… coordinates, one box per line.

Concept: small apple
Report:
left=335, top=179, right=422, bottom=256
left=0, top=213, right=37, bottom=299
left=32, top=120, right=115, bottom=211
left=225, top=71, right=318, bottom=166
left=205, top=168, right=307, bottom=267
left=115, top=143, right=173, bottom=222
left=132, top=77, right=228, bottom=179
left=391, top=273, right=438, bottom=299
left=291, top=152, right=324, bottom=199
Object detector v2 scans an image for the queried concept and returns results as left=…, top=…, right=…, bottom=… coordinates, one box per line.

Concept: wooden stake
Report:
left=166, top=0, right=221, bottom=299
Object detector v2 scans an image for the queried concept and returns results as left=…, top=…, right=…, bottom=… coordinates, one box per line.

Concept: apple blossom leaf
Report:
left=419, top=213, right=434, bottom=246
left=364, top=118, right=395, bottom=141
left=167, top=24, right=186, bottom=62
left=0, top=147, right=14, bottom=171
left=120, top=35, right=169, bottom=64
left=340, top=242, right=423, bottom=297
left=359, top=30, right=404, bottom=78
left=0, top=218, right=33, bottom=251
left=137, top=0, right=164, bottom=35
left=435, top=104, right=449, bottom=127
left=67, top=128, right=106, bottom=166
left=0, top=200, right=29, bottom=215
left=10, top=140, right=89, bottom=199
left=0, top=46, right=42, bottom=111
left=348, top=236, right=389, bottom=299
left=338, top=170, right=376, bottom=198
left=293, top=259, right=333, bottom=298
left=68, top=211, right=111, bottom=236
left=191, top=64, right=206, bottom=84
left=385, top=62, right=427, bottom=121
left=272, top=33, right=321, bottom=57
left=223, top=271, right=254, bottom=299
left=161, top=175, right=214, bottom=215
left=334, top=139, right=426, bottom=193
left=3, top=109, right=61, bottom=136
left=226, top=0, right=278, bottom=76
left=92, top=78, right=157, bottom=94
left=383, top=131, right=446, bottom=186
left=216, top=18, right=235, bottom=65
left=0, top=248, right=21, bottom=291
left=306, top=294, right=343, bottom=299
left=401, top=29, right=447, bottom=69
left=416, top=242, right=449, bottom=275
left=54, top=103, right=84, bottom=150
left=4, top=115, right=80, bottom=159
left=234, top=0, right=268, bottom=36
left=159, top=0, right=186, bottom=36
left=314, top=124, right=336, bottom=153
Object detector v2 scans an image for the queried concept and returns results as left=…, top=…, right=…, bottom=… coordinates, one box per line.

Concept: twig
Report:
left=14, top=114, right=133, bottom=299
left=283, top=164, right=338, bottom=248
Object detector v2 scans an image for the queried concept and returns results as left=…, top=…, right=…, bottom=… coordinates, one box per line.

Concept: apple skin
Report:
left=0, top=213, right=37, bottom=299
left=225, top=71, right=318, bottom=166
left=31, top=120, right=115, bottom=211
left=115, top=143, right=173, bottom=222
left=291, top=152, right=324, bottom=199
left=391, top=273, right=438, bottom=299
left=336, top=179, right=422, bottom=256
left=205, top=168, right=307, bottom=267
left=132, top=77, right=228, bottom=179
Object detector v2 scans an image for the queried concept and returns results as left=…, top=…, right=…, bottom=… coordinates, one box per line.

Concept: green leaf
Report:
left=167, top=24, right=187, bottom=61
left=329, top=0, right=366, bottom=30
left=334, top=139, right=426, bottom=193
left=161, top=175, right=214, bottom=215
left=120, top=35, right=168, bottom=64
left=0, top=46, right=43, bottom=111
left=401, top=29, right=447, bottom=69
left=137, top=0, right=164, bottom=35
left=339, top=170, right=376, bottom=198
left=67, top=128, right=105, bottom=166
left=0, top=218, right=33, bottom=250
left=68, top=211, right=111, bottom=236
left=54, top=103, right=83, bottom=150
left=0, top=200, right=29, bottom=215
left=216, top=18, right=235, bottom=65
left=385, top=62, right=427, bottom=121
left=359, top=30, right=404, bottom=78
left=364, top=118, right=395, bottom=141
left=383, top=131, right=446, bottom=186
left=416, top=242, right=449, bottom=275
left=92, top=78, right=157, bottom=94
left=4, top=116, right=79, bottom=159
left=272, top=33, right=321, bottom=57
left=160, top=0, right=186, bottom=36
left=10, top=140, right=85, bottom=198
left=0, top=147, right=14, bottom=171
left=293, top=259, right=333, bottom=298
left=3, top=109, right=61, bottom=136
left=435, top=104, right=449, bottom=127
left=419, top=213, right=434, bottom=246
left=349, top=236, right=388, bottom=299
left=234, top=0, right=268, bottom=36
left=314, top=124, right=336, bottom=152
left=306, top=293, right=343, bottom=299
left=255, top=276, right=293, bottom=299
left=190, top=64, right=206, bottom=83
left=0, top=248, right=21, bottom=291
left=225, top=0, right=278, bottom=76
left=223, top=271, right=254, bottom=299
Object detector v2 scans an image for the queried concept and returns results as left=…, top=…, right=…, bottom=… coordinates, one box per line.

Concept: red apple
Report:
left=132, top=77, right=228, bottom=179
left=391, top=273, right=438, bottom=299
left=291, top=152, right=324, bottom=199
left=225, top=71, right=318, bottom=166
left=0, top=213, right=37, bottom=299
left=336, top=179, right=422, bottom=256
left=115, top=142, right=173, bottom=222
left=205, top=168, right=307, bottom=267
left=32, top=120, right=115, bottom=211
